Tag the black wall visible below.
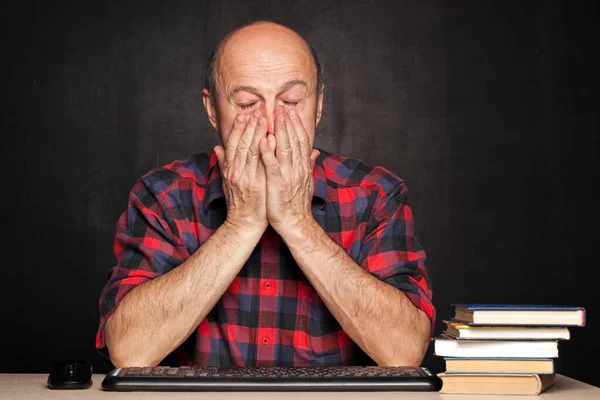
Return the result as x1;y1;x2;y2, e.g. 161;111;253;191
4;0;598;386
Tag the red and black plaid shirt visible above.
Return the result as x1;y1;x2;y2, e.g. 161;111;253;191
96;149;435;367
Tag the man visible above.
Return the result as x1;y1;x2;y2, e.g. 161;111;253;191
97;21;434;369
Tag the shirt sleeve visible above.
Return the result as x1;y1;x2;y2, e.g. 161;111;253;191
357;182;435;332
96;179;191;357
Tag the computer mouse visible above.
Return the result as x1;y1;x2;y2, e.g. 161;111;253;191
47;360;93;389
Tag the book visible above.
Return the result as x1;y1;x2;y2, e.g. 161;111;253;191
443;320;571;340
438;373;556;395
452;304;586;326
433;334;559;358
444;357;555;374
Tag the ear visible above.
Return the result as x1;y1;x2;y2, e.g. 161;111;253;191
315;84;325;127
202;88;218;130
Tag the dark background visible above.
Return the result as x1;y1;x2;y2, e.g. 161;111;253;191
3;0;598;387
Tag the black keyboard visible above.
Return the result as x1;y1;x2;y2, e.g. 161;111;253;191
102;365;442;392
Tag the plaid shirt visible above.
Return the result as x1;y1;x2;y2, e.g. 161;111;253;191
96;149;435;367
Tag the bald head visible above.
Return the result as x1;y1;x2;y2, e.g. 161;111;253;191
205;21;322;102
202;21;324;145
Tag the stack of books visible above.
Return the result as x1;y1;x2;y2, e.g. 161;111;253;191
434;304;586;395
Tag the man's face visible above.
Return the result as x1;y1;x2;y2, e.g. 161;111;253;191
203;25;323;149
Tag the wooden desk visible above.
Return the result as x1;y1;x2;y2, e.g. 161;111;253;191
1;374;598;399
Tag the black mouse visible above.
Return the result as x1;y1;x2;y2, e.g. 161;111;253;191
47;360;93;389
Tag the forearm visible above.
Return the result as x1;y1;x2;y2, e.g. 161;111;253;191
105;221;263;367
281;219;431;366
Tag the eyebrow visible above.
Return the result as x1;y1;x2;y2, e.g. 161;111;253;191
280;79;309;92
229;79;309;97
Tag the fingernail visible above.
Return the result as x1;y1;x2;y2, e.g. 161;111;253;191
236;115;244;123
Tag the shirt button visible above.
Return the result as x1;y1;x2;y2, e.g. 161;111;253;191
262;337;269;345
264;281;271;290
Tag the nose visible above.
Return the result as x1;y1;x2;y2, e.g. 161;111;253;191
257;103;282;135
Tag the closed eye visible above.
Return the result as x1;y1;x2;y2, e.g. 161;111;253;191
239;103;256;110
239;101;298;109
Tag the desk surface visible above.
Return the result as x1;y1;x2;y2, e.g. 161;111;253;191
1;373;598;399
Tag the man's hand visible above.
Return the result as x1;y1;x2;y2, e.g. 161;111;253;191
214;111;269;235
259;106;320;234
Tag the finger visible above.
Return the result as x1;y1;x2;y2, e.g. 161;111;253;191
288;108;311;161
255;154;266;179
233;112;259;174
246;115;267;175
284;111;301;166
274;106;292;169
256;131;276;179
214;145;225;171
225;114;248;166
259;136;282;181
310;148;320;170
267;133;276;151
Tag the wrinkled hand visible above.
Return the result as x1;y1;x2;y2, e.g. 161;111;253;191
259;106;320;234
214;111;269;235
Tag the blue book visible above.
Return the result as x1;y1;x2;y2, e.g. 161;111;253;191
452;304;586;326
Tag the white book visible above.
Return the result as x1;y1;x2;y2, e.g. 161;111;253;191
433;335;558;358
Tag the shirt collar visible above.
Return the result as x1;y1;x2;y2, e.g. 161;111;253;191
204;149;328;210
